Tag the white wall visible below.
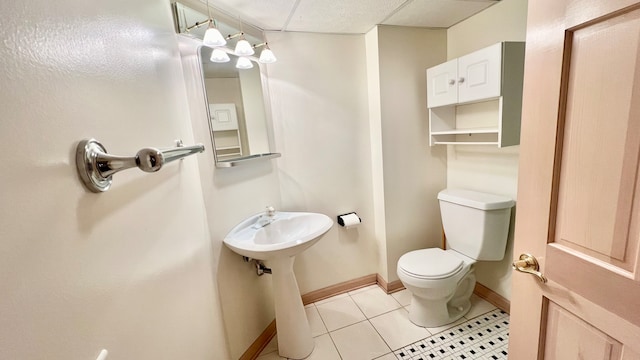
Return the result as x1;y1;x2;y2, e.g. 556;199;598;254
365;28;390;281
446;0;528;299
239;68;271;154
375;26;448;283
0;1;229;359
266;32;380;293
179;38;281;359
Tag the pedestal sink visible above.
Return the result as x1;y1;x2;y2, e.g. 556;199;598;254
223;211;333;359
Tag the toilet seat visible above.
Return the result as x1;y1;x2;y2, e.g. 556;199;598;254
398;248;464;280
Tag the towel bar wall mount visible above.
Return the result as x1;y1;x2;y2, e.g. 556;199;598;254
76;138;205;193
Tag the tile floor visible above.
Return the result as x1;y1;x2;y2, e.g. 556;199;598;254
257;285;509;360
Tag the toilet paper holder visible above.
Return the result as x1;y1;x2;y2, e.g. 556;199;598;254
337;212;362;227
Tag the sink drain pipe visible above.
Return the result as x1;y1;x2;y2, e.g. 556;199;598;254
242;257;272;276
255;261;272;276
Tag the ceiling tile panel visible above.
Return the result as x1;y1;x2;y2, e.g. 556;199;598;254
208;0;298;30
383;0;497;28
285;0;408;34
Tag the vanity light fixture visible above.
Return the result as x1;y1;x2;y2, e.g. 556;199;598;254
210;48;230;63
203;21;227;47
202;0;226;47
253;42;277;64
236;56;254;69
224;32;253;56
233;33;255;56
184;3;226;47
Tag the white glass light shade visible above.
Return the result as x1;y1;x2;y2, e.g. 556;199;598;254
259;48;277;64
236;56;254;69
210;48;230;63
234;38;254;56
203;26;226;47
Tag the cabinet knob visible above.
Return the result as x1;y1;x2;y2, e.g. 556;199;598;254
458;77;465;84
448;79;455;85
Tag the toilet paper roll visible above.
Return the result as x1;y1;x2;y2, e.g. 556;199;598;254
338;213;361;228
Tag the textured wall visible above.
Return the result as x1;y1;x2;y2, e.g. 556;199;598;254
446;0;529;299
178;36;281;359
376;26;448;283
266;31;380;293
0;1;229;359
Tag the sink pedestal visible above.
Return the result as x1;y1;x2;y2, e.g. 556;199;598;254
222;211;333;358
271;256;314;359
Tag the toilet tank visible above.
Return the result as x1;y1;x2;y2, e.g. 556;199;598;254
438;189;515;261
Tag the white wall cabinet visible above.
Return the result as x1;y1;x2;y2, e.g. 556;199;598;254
426;59;458;108
426;42;525;147
209;103;243;159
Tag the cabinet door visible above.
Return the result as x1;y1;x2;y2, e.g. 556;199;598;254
209;103;239;131
457;42;502;104
426;59;458;108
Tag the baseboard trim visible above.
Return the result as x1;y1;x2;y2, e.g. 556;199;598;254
241;275;510;359
376;274;405;294
239;319;277;360
473;282;510;313
301;273;377;305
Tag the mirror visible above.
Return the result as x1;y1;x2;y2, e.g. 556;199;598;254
199;47;275;165
172;1;281;167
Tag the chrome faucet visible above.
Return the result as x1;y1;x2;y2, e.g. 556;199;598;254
253;206;276;228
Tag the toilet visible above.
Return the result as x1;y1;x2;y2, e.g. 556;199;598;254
397;189;514;328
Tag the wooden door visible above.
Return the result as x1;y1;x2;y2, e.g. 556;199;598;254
457;42;502;104
509;0;640;359
426;59;458;107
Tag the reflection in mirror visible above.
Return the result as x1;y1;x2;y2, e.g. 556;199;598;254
172;1;281;167
199;47;271;162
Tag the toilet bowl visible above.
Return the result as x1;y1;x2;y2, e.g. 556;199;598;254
397;248;476;327
396;189;514;328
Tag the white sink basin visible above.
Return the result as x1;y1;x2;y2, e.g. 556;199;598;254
224;211;333;260
223;211;333;359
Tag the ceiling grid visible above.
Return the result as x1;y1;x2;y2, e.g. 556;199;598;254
191;0;500;33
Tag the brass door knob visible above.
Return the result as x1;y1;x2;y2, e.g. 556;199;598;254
512;253;547;283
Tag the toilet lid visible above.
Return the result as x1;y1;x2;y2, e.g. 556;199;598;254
399;248;464;279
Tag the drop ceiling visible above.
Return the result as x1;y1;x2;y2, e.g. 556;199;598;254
193;0;501;34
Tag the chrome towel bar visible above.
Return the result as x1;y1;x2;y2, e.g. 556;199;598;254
76;138;204;193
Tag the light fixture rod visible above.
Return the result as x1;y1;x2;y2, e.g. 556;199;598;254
226;32;244;40
185;18;212;32
205;0;212;19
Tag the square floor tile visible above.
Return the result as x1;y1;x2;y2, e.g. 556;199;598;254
259;291;508;360
316;295;367;331
425;316;468;336
464;294;497;320
305;333;341;360
351;286;402;318
375;353;399;360
256;349;285;360
391;289;412;307
369;308;431;350
313;292;349;305
305;304;328;337
349;284;380;296
330;320;391;360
